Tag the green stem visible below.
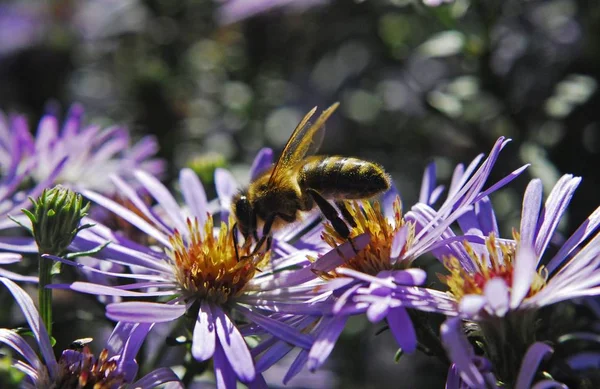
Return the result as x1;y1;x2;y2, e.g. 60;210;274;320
38;255;53;336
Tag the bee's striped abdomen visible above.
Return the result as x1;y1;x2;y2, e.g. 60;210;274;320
298;156;390;199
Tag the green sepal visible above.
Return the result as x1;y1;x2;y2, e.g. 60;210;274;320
8;214;32;234
64;241;111;259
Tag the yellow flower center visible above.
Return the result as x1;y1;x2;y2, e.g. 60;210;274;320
439;232;547;302
321;197;415;277
169;216;269;304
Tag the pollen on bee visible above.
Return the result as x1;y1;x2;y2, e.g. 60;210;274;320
320;196;415;277
438;233;548;302
167;215;269;304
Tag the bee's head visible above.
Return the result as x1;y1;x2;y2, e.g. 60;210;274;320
232;191;255;239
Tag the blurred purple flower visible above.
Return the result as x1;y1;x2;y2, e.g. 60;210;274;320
45;167;345;387
0;104;165;194
305;137;527;370
0;277;181;388
0;3;47;57
0;112;67;218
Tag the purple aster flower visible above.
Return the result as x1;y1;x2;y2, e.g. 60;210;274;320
395;174;600;387
305;137;527;370
433;174;600;319
0;104;165;194
0;277;181;388
45;167;352;387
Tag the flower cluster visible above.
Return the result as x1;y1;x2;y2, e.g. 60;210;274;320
1;103;600;389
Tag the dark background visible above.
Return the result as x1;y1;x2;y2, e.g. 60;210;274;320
1;0;599;387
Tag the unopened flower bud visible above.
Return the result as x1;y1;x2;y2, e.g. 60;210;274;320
23;185;91;255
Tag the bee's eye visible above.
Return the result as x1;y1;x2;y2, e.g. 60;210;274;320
234;196;253;237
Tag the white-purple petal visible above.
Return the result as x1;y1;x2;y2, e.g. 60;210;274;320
214;306;256;382
179;168;209;227
191;300;216;362
106;302;186;323
519;179;543;249
213;340;237;389
0;278;58;379
307;315;347;371
510;244;537;310
483;277;509;317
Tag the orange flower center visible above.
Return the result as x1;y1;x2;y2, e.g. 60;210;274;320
169;216;268;304
320;197;415;277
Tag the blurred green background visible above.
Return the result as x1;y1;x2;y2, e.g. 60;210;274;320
1;0;600;387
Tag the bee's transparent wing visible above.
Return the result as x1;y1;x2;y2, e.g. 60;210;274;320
268;102;339;186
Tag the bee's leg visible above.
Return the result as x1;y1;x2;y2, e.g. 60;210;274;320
232;222;241;261
265;235;273;252
307;189;358;253
248;214;276;257
335;201;357;228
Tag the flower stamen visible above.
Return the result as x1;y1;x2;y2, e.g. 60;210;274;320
169;216;269;304
439;233;548;302
321;197;415;277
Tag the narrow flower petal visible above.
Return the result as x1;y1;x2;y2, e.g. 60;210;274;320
386;307;417;353
390;225;409;261
0;268;38;283
0;278;58;379
179;168;208;227
236;305;313;349
0;329;42;373
250;147;273;180
214;306;256;382
366;294;391;322
459;295;486;316
310;233;371;272
215;168;238;211
130;367;182;388
134;170;187;234
515;342;554;389
0;253;22;264
519;179;543;248
308;316;347;371
191;300;216;362
106;302;186;323
510;243;537;309
484;278;509;317
534;175;580;257
441;317;485;389
61;282;175;297
213;341;237;389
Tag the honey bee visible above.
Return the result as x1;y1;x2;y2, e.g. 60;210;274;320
232;102;390;254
